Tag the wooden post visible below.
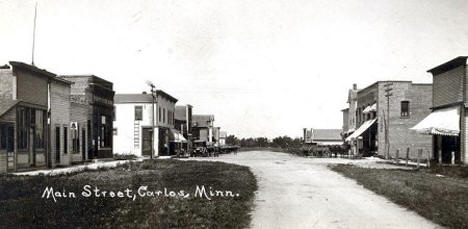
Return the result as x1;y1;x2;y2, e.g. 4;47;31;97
395;149;400;165
406;148;409;167
417;149;422;169
438;136;442;164
427;150;431;168
451;151;455;165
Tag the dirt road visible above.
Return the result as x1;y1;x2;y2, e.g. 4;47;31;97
197;151;442;229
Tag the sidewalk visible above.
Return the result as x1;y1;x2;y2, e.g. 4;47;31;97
13;158;145;176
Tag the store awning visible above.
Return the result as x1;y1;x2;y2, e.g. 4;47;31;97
170;130;188;143
345;119;377;142
410;106;460;136
363;103;377;114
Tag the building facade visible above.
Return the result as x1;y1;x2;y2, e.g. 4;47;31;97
59;75;115;160
412;56;468;164
192;115;215;146
0;62;72;172
175;105;193;152
347;81;433;158
113;91;179;157
341;84;358;140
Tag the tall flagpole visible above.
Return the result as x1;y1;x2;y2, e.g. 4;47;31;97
32;2;38;66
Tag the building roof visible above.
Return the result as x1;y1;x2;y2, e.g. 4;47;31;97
114;94;153;104
427;56;468;75
192;114;214;128
156;90;178;103
312;129;342;141
0;99;20;118
9;61;72;85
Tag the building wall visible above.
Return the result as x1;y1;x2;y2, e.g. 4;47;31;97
50;81;71;167
15;68;48;107
156;95;176;129
433;65;464;108
377;82;433;159
0;108;16;173
70;102;88;162
342;109;349;133
0;69;15;100
357;84;378;125
113;103;158;157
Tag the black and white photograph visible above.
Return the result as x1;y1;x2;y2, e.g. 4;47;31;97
0;0;467;228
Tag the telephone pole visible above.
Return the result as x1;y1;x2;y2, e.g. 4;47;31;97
31;2;38;66
384;82;393;159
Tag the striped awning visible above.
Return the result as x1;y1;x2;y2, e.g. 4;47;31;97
345;119;377;142
410;106;460;136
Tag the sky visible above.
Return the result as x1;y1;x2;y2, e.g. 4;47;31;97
1;0;468;138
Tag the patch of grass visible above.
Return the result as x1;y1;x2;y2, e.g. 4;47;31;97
331;164;468;229
0;160;257;229
425;165;468;179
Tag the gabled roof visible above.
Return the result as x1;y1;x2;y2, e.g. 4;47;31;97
192;114;214;128
0;99;20;118
427;56;468;75
312;129;342;141
114;94;153;104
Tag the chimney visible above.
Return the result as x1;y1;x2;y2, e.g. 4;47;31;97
353;84;357;90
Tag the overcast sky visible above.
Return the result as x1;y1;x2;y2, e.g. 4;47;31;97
1;0;468;138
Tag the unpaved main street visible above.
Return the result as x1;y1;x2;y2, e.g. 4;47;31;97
195;151;442;229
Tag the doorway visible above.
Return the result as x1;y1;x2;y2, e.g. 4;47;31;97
142;127;153;156
82;128;86;161
1;123;15;172
55;126;60;164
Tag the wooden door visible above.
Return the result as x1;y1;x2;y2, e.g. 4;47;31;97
142;128;152;156
1;123;15;172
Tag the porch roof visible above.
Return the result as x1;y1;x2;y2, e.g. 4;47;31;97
0;99;20;118
410;106;460;136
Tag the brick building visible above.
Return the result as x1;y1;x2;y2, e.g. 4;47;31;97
346;81;433;158
59;75;115;159
412;56;468;164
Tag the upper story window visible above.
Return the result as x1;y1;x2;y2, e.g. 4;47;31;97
158;107;162;122
135;106;143;121
401;101;410;118
163;108;166;123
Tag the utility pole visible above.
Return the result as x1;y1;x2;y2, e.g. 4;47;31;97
31;2;38;66
149;82;156;160
384;82;393;159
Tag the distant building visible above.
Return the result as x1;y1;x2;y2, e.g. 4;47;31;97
412;56;468;164
346;81;432;158
192;115;215;146
305;129;342;145
175;105;193;152
113;91;180;157
59;75;115;159
341;84;358;140
219;131;227;146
